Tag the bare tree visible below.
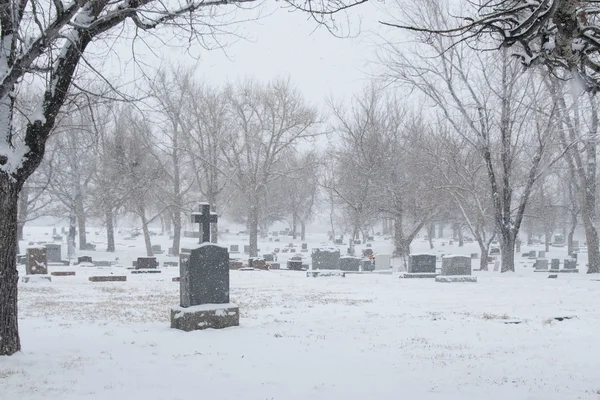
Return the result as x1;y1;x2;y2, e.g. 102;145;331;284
222;78;320;256
383;0;600;91
549;81;600;272
382;4;560;272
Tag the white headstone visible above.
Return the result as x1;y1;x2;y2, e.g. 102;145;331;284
375;254;391;270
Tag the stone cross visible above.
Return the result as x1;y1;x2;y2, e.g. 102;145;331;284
191;203;217;244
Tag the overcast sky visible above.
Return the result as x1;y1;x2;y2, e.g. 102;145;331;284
94;1;403;108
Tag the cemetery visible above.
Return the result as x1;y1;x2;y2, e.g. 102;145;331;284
7;210;600;400
5;0;600;397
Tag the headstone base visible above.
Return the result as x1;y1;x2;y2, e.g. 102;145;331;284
558;269;579;273
21;275;51;283
307;270;345;278
171;303;239;331
534;269;550;272
131;270;162;274
89;276;127;282
51;271;75;276
435;275;477;283
401;272;439;279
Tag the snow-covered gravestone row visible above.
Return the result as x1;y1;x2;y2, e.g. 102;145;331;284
403;254;437;279
435;255;477;283
171;204;239;332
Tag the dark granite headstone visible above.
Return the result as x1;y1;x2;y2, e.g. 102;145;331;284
78;256;93;264
263;253;275;262
362;259;374;272
45;244;61;263
441;255;471;276
230;244;240;253
311;248;340;270
489;247;500;255
243;245;250;254
180;244;230;307
564;259;577;269
136;257;158;269
551;259;560;270
287;256;304;270
339;256;360;271
534;259;549;271
26;247;47;275
408;254;436;273
151;245;164;254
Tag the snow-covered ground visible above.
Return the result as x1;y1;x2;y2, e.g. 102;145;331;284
3;227;600;399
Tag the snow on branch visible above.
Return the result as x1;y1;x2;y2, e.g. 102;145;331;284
382;0;600;92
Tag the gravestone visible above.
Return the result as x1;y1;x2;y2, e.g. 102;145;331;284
493;260;500;272
77;255;92;264
435;255;476;283
554;234;565;246
405;254;437;278
182;230;225;302
136;257;158;269
489;247;500;256
408;254;436;273
339;256;360;271
470;253;478;259
230;244;240;253
311;248;340;270
534;259;549;272
362;259;375;272
243;245;251;254
538;251;546;258
301;243;308;252
551;259;560;271
45;244;62;263
151;245;164;255
26;247;48;275
562;259;579;273
191;203;218;244
172;205;238;332
527;250;537;259
374;254;391;271
363;248;374;258
516;239;521;253
249;257;268;270
263;253;275;262
287;256;304;271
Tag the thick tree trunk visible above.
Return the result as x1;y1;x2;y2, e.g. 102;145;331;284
17;184;28;241
477;240;489;271
393;216;410;268
427;224;435;249
544;229;551;252
172;207;181;255
139;206;153;257
458;227;464;247
248;204;259;257
500;232;515;273
438;224;444;239
105;207;115;252
76;194;86;250
0;177;21;355
292;213;297;240
67;213;76;259
301;221;306;241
